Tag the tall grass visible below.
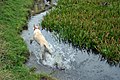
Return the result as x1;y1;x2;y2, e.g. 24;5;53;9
0;0;56;80
42;0;120;62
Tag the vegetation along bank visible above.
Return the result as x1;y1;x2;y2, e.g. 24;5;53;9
42;0;120;63
0;0;56;80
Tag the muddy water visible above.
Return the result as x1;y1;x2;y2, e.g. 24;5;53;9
21;10;120;80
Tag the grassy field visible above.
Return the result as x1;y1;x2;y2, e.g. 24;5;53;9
42;0;120;63
0;0;56;80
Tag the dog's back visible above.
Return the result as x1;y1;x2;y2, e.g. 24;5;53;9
34;29;51;51
33;26;52;60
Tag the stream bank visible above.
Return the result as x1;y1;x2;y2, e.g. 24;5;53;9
42;0;120;63
0;0;39;80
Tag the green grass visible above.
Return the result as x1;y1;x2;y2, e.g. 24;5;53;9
0;0;56;80
42;0;120;62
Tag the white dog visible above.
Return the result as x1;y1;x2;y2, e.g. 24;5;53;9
30;25;52;61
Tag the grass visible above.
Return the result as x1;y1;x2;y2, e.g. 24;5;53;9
42;0;120;63
0;0;56;80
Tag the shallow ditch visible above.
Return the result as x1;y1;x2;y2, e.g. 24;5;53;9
21;11;120;80
21;1;120;80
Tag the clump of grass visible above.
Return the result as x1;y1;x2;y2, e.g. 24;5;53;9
42;0;120;62
39;74;57;80
0;0;56;80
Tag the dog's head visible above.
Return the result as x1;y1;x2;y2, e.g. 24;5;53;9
33;24;40;30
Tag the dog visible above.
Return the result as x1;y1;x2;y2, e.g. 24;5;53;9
30;25;52;61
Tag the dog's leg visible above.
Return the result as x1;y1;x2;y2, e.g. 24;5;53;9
44;45;52;56
41;46;47;61
42;53;46;61
30;37;34;44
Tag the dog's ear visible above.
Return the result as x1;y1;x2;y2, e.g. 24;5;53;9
33;24;37;30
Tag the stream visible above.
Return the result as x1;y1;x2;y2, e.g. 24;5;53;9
21;6;120;80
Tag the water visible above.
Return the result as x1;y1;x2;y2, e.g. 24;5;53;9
21;10;120;80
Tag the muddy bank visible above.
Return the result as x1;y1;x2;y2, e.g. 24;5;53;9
30;0;57;16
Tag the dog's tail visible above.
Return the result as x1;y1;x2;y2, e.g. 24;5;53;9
43;45;52;55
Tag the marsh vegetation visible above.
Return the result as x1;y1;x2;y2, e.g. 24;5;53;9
42;0;120;63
